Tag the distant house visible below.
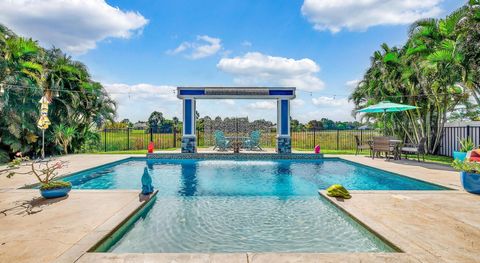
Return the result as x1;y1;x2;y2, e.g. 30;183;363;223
133;121;148;130
358;125;372;130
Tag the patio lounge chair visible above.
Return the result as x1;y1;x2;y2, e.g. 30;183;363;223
354;135;371;156
372;136;395;160
401;137;427;162
214;130;230;151
244;130;262;151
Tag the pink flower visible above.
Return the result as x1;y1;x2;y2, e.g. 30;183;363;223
53;162;63;169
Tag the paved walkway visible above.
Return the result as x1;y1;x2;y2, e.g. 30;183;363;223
0;190;147;263
0;155;146;263
0;153;478;262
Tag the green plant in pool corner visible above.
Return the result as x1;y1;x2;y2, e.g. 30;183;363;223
452;159;480;173
326;184;351;199
459;137;475;152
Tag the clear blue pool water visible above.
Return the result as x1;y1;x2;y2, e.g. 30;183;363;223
66;158;445;253
66;158;446;192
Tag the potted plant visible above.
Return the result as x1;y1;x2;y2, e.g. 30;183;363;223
452;159;480;194
2;154;72;199
453;137;475;161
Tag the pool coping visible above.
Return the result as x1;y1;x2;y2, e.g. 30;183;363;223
53;190;158;263
318;190;402;253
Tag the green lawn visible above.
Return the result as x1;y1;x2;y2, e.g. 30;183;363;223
295;148;452;165
98;130;381;151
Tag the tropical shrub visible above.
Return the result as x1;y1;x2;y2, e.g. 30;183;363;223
350;1;480;154
0;24;116;161
53;124;76;154
459;137;475;152
452;159;480;173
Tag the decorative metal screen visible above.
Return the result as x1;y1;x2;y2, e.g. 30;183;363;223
203;117;275;147
205;88;269;96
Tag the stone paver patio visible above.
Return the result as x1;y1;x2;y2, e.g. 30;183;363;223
0;153;478;263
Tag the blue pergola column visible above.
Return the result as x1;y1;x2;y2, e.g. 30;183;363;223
181;98;197;153
276;99;291;153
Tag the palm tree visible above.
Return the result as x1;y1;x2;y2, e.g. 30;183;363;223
0;24;117;161
351;5;474;154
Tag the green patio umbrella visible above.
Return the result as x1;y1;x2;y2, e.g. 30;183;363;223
357;101;417;135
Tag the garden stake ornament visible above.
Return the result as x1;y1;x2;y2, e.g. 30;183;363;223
37;96;51;159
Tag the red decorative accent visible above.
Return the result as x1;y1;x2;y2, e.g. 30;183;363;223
470;150;480;162
314;145;321;154
148;142;154;153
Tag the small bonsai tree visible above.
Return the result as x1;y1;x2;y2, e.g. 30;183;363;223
1;153;71;190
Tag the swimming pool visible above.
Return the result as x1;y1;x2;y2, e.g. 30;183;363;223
65;157;445;253
65;158;446;192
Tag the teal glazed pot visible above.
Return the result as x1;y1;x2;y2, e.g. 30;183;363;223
460;171;480;194
40;186;71;199
453;151;467;161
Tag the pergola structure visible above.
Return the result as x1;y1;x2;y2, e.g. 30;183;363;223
177;87;296;153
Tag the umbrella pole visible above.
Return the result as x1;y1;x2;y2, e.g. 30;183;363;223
383;109;387;136
41;129;45;159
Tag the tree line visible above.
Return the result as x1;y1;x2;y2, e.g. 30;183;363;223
108;111;363;133
350;1;480;153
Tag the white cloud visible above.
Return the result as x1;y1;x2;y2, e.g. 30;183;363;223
167;35;222;59
222;99;236;105
312;96;349;107
241;41;252;47
292;99;305;107
247;101;277;110
307;96;355;121
104;83;180;122
345;79;360;89
217;52;325;91
301;0;443;33
0;0;148;54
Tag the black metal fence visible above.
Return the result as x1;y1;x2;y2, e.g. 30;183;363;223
97;128;381;152
438;125;480;157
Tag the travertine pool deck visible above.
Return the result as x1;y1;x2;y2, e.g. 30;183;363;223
0;189;149;263
0;153;478;263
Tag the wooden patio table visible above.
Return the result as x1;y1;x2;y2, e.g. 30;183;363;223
368;138;403;160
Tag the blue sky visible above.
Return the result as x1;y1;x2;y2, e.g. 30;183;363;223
0;0;466;123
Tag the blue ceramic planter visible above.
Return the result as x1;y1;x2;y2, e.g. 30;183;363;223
460;171;480;194
453;151;467;161
40;186;71;199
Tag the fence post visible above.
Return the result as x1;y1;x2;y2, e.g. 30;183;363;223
150;127;153;142
360;129;363;143
197;127;200;146
126;128;130;150
104;128;107;152
173;128;177;148
336;129;339;150
466;125;471;138
313;128;316;147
